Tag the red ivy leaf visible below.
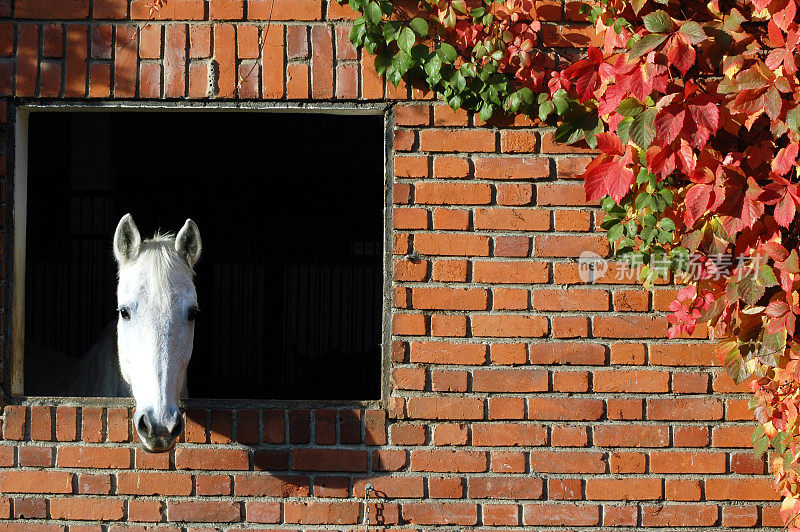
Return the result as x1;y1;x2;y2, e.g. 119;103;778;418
665;33;695;76
582;151;635;203
773;142;799;175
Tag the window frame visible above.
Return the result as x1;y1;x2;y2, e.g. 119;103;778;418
8;101;393;409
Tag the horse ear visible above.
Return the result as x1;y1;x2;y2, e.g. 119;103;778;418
113;213;142;265
175;219;202;267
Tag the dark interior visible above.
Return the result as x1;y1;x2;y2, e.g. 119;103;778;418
24;111;384;400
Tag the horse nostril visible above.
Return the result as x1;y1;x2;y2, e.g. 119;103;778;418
168;412;184;440
137;412;155;438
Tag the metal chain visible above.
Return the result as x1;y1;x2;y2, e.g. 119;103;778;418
362;483;374;530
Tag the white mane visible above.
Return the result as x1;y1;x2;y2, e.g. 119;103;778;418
121;233;196;303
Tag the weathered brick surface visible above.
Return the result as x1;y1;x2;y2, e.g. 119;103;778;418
0;2;779;529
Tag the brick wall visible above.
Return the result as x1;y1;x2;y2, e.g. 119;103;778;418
0;0;782;529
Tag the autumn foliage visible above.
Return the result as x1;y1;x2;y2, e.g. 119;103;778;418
342;0;800;522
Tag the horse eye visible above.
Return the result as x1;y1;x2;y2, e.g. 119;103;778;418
187;307;199;322
118;307;131;320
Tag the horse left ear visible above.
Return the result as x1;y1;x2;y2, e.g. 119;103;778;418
176;219;202;267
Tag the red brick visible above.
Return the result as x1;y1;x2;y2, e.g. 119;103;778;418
722;505;758;527
390;424;426;445
0;23;13;56
393;312;426;335
118;472;193;495
412;287;487;310
472;315;548;338
57;447;130;469
529;342;605;365
13;498;46;518
474;157;550;180
593;315;669;338
475;208;550;231
407;397;484;420
468;477;543;499
674;425;710;447
609;451;646;474
50;498;124;521
523;503;600;526
233;474;309;496
594;370;670;393
704;478;780;500
396;104;430;126
429;476;464;497
395;156;428;178
473;368;548;392
131;0;205;19
607;398;644;420
650;451;726;474
552;370;589;393
139;62;161;98
552;315;589;338
535;234;608;257
30;406;52;441
286;63;309;99
493;287;529;309
433;208;469;230
552;425;589;447
473;423;547;447
532;288;608;311
311;25;333;98
18;446;52;467
410;449;486;472
15;0;90;18
431;260;468;282
528;398;604;420
433;423;469;446
415;233;490;256
401;502;478;525
292;449;367;471
433;156;470;178
536;183;593;205
641;504;719;527
77;473;111;495
415;182;492;205
586;478;662;500
392;367;425;391
604;505;638;526
529;450;605;473
650;343;714;366
164;24;187;97
647;398;723;420
474;261;548;283
114;26;137;97
175;448;248;470
127;499;162;522
167;500;241;522
419;130;495;152
431;314;468;337
549;478;583;500
373;449;407;471
497;183;534;205
261;23;285;99
554;209;592;230
394;207;428;229
289;409;310;444
430;369;468;392
245;501;281;523
665;478;702;501
594;425;669;447
490;343;527;365
500;130;537;152
0;471;67;497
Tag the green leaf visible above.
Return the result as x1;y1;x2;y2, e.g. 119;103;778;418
754;435;769;458
364;1;382;23
437;43;458;63
397;26;416;53
788;105;800;134
759;329;785;366
479;102;494;121
392;50;415;76
349;19;366;46
630;107;656;149
657;218;675;232
722;340;752;383
635;192;651;210
642;10;675;33
617;116;633;146
617;98;643;117
409;17;429;36
757;264;778;288
629;33;668;58
738;275;765;306
374;50;392;76
451;0;467;13
538;100;553;122
679;21;706;43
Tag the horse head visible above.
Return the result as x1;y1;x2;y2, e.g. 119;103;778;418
113;213;201;452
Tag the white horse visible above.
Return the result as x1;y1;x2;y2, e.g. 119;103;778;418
113;213;201;452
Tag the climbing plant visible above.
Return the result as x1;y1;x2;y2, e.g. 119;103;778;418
342;0;800;523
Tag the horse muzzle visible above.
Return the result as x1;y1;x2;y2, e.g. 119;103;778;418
135;408;184;453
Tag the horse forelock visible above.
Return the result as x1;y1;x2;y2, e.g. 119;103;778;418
118;234;196;304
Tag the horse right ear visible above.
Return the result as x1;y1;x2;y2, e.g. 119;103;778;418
114;213;142;265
